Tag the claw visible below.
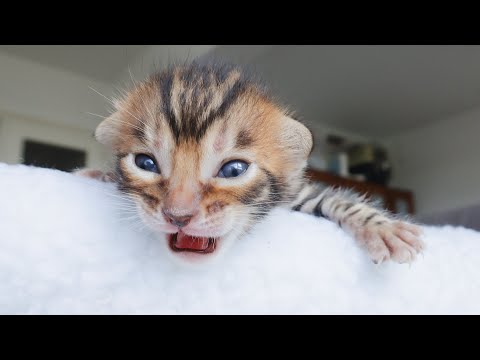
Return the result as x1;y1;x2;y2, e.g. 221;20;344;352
357;220;424;265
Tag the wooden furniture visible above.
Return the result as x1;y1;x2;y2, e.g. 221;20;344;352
305;168;415;215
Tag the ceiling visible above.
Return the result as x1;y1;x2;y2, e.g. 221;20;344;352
239;45;480;137
0;45;149;82
3;45;480;138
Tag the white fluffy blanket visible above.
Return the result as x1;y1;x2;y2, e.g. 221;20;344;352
1;163;480;314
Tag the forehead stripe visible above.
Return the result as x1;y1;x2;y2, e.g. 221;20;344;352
235;129;253;148
157;72;181;141
195;79;245;141
155;67;248;143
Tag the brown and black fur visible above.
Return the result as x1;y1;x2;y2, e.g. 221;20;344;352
78;61;424;264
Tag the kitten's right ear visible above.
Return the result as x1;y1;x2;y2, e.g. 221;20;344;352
279;116;314;161
94;112;122;150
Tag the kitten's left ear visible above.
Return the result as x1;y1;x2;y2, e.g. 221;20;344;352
279;116;313;160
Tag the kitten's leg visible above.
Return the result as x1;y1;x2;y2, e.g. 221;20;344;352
291;184;425;264
73;168;115;183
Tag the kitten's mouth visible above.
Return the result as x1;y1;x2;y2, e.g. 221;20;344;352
169;232;216;254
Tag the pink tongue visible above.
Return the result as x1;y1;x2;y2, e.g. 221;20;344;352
175;232;210;251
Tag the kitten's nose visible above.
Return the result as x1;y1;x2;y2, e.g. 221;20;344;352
163;210;193;228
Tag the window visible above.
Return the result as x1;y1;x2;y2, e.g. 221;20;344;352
22;139;86;172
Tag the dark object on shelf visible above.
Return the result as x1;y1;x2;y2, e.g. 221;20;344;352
347;144;391;186
305;168;414;215
326;134;346;147
349;162;391;185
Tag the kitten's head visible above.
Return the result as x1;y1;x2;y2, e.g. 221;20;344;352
96;63;312;265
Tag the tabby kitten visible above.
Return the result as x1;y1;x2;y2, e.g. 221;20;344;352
77;62;423;264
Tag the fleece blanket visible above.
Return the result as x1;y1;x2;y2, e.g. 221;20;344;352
1;163;479;314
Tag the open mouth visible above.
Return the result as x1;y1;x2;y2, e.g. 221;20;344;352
169;232;217;254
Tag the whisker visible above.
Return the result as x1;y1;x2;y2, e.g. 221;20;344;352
88;86;148;128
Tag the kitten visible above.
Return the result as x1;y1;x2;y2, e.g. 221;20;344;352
77;62;424;265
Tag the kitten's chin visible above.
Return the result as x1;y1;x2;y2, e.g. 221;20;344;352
139;207;249;267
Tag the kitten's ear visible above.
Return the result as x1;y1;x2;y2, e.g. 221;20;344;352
280;116;313;160
94;112;122;149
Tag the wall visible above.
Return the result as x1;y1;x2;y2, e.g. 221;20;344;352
387;106;480;215
0;114;112;169
0;51;115;168
0;51;113;132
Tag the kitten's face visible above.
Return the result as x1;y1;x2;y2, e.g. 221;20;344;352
96;64;312;265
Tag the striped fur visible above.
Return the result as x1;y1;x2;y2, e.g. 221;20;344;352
290;184;424;263
79;62;424;264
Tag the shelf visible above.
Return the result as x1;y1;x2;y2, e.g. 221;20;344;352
305;168;415;215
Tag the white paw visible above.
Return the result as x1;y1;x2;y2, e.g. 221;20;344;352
354;220;425;264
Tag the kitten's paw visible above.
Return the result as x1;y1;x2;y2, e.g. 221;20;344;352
73;168;115;183
355;221;425;264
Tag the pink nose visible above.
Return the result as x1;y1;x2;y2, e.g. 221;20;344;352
163;210;193;228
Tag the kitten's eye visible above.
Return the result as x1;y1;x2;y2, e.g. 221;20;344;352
217;160;249;178
135;154;159;173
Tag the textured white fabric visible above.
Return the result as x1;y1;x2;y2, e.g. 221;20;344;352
1;163;479;314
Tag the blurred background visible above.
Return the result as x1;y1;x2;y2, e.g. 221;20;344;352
1;45;479;229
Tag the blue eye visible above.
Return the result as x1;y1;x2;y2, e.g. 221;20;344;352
135;154;159;173
217;160;249;178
